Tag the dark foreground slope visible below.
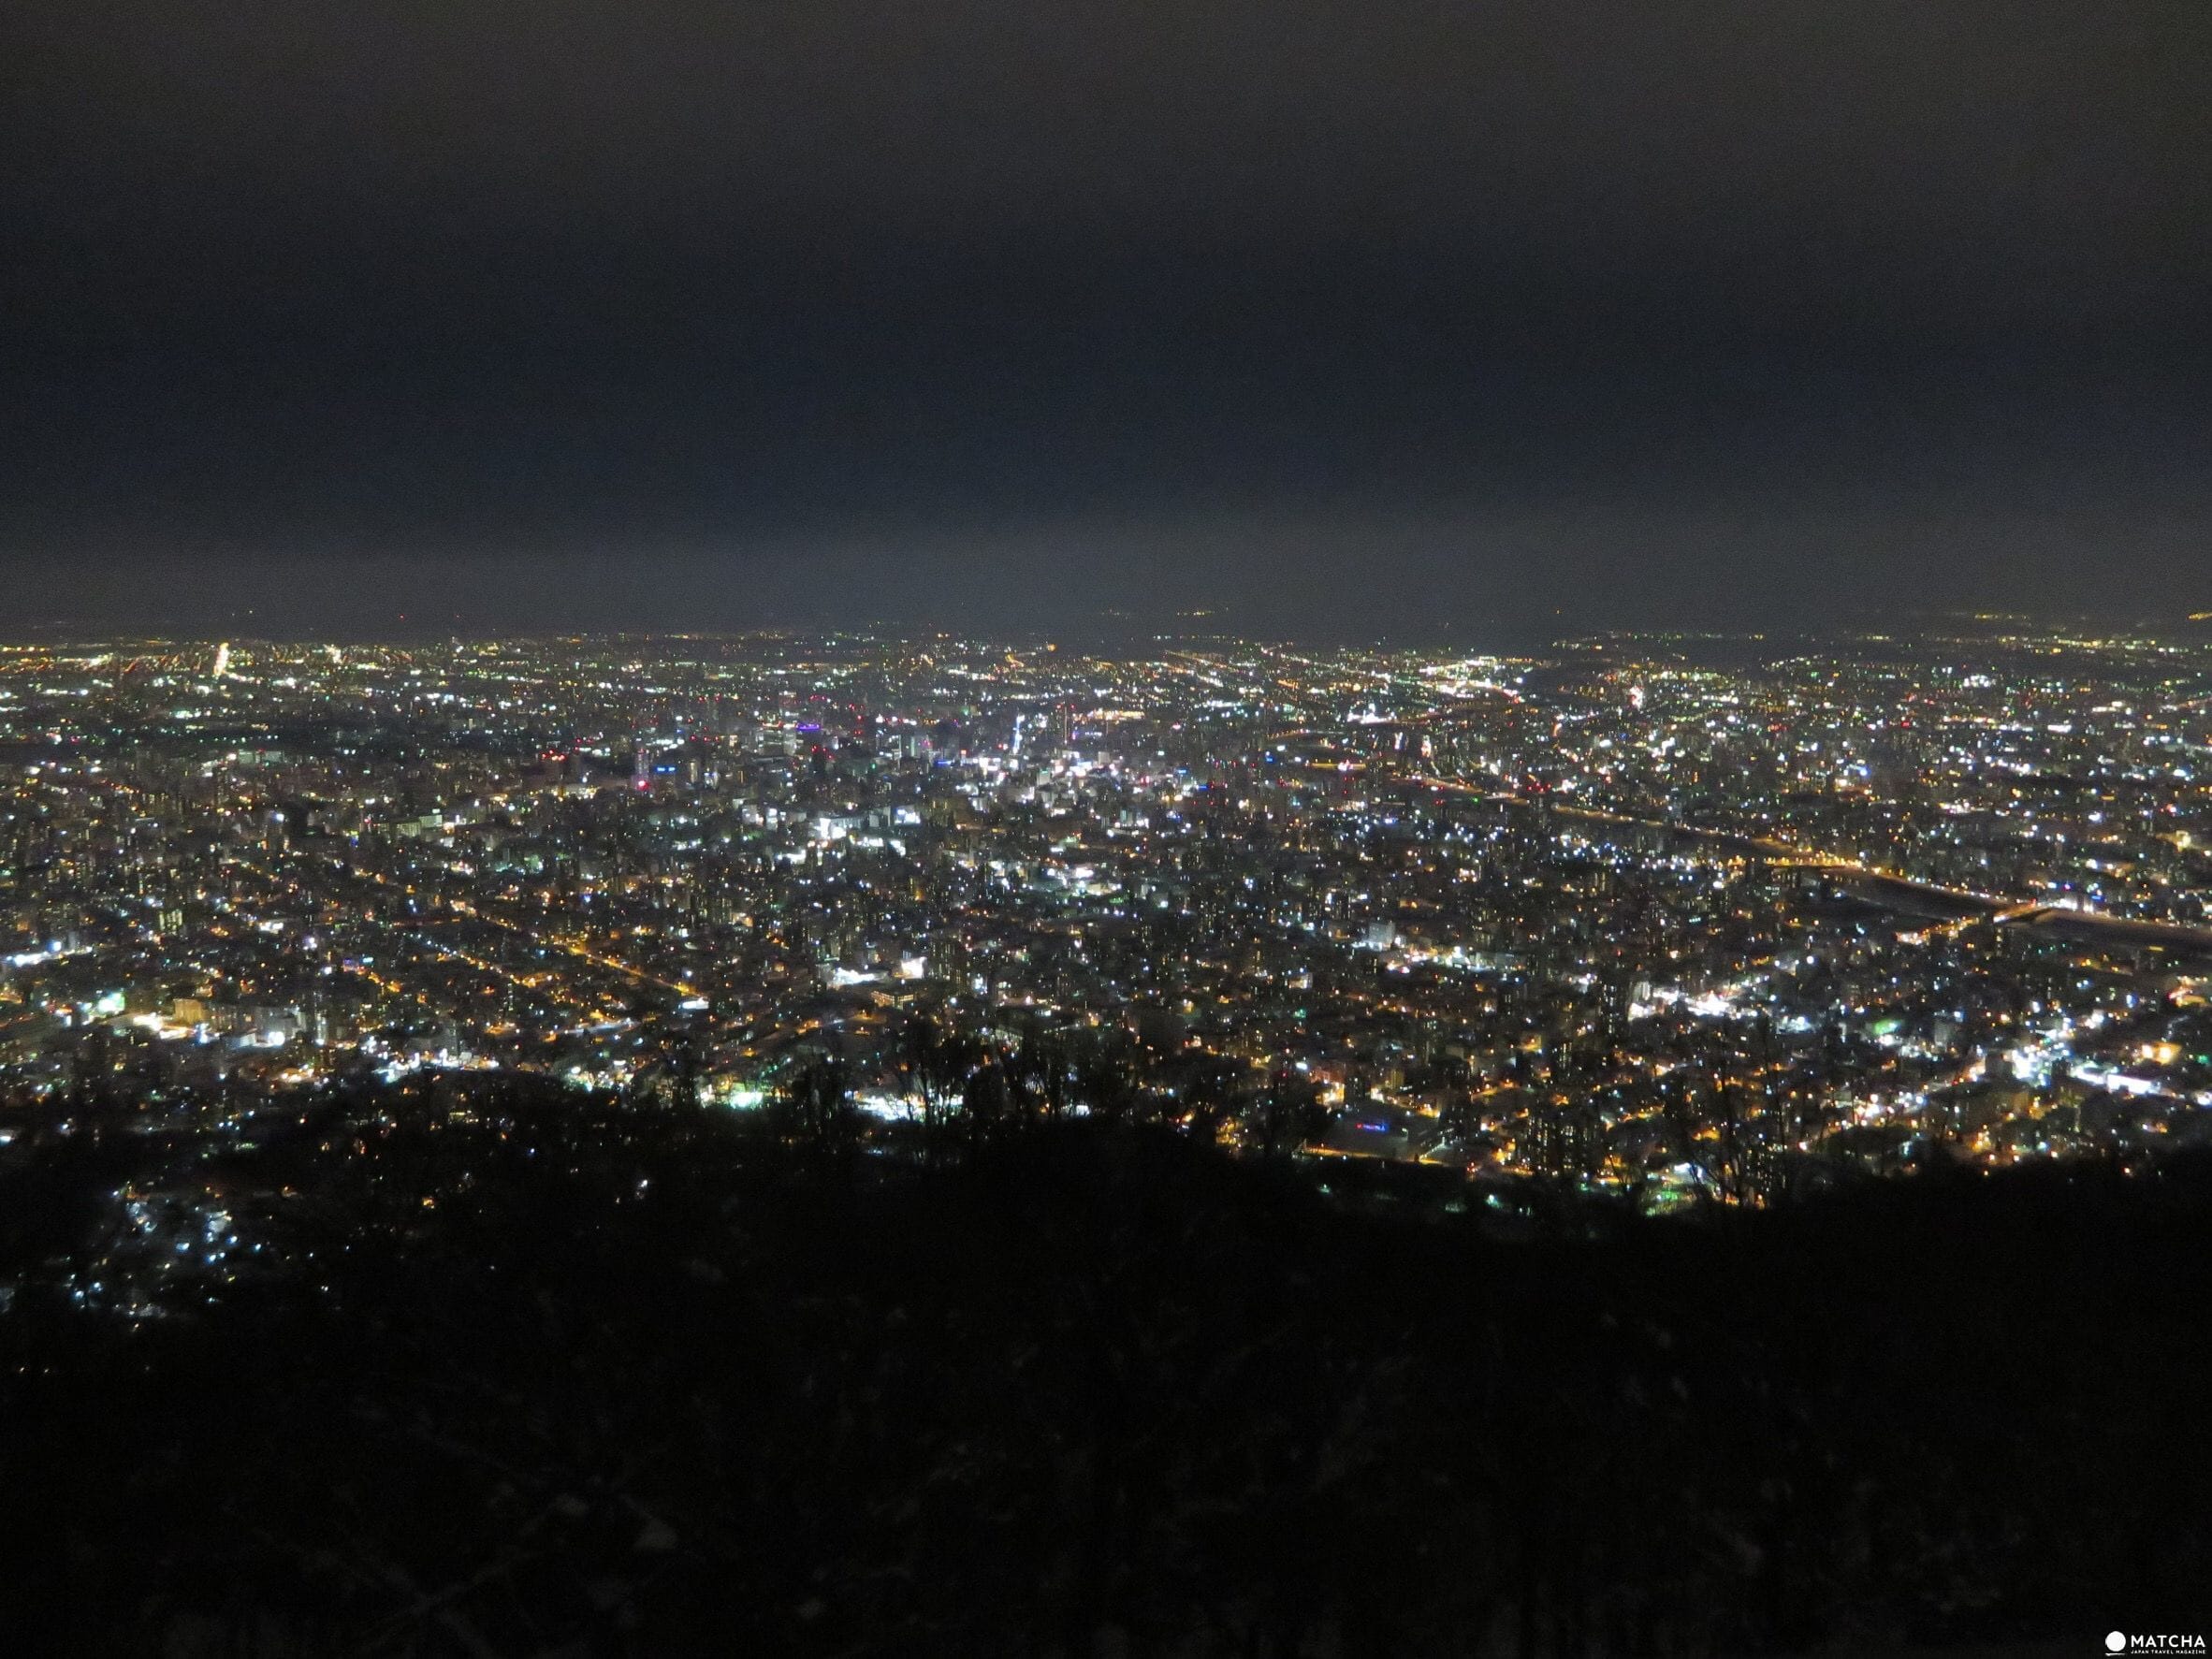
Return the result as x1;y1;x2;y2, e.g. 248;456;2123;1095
3;1090;2207;1656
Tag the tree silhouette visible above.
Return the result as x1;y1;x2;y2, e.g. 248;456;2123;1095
769;1055;861;1177
1255;1069;1326;1158
1073;1027;1145;1126
898;1008;981;1159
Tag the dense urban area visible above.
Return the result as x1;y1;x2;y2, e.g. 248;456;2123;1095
5;622;2210;1653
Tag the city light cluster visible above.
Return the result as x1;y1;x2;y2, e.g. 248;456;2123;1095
1;625;2208;1315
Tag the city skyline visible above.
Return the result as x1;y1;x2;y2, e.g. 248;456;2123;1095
2;622;2205;1201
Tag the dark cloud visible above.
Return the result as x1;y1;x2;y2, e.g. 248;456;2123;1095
5;1;2207;633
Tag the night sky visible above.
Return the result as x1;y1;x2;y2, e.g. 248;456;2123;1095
5;1;2207;637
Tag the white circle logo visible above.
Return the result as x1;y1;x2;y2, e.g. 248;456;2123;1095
2106;1636;2127;1653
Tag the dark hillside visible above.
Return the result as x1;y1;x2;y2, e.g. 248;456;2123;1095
3;1090;2205;1655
